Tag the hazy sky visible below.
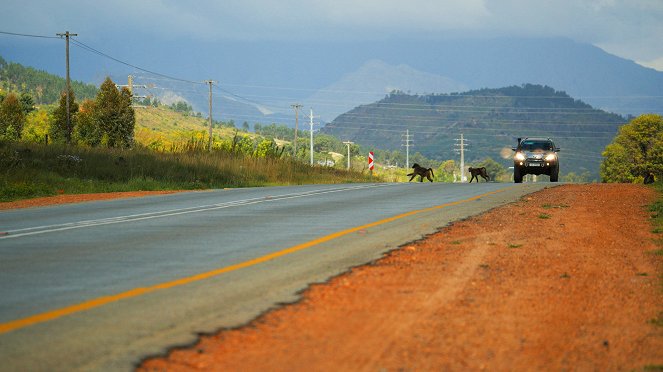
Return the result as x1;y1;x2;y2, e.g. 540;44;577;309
2;0;663;71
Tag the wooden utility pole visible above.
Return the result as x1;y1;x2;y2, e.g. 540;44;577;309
290;103;302;157
56;31;77;144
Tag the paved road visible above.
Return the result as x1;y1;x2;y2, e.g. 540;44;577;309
0;182;551;371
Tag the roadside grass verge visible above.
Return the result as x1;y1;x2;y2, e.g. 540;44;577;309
650;181;663;256
0;141;378;202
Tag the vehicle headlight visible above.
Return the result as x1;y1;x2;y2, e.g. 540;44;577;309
514;152;526;161
545;153;557;161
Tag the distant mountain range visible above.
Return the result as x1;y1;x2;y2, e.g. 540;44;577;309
4;37;661;126
321;84;626;178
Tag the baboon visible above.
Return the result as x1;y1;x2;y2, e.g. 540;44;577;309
407;163;434;182
468;167;490;183
644;172;656;184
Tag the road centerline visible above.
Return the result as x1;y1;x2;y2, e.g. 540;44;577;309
0;186;507;335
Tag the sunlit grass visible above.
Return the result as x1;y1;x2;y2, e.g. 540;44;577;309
0;141;378;202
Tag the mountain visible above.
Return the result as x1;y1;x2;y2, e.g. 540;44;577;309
3;37;662;125
321;84;626;178
306;60;467;122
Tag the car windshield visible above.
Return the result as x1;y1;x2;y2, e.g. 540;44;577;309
520;140;553;151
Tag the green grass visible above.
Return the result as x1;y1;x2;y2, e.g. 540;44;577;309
0;141;378;202
542;203;570;209
508;243;522;248
650;182;663;239
538;213;552;219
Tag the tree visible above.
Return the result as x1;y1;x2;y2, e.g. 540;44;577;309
50;88;78;143
95;77;135;148
436;160;457;182
23;110;51;143
476;157;507;182
74;99;102;147
601;114;663;182
0;92;25;140
117;87;135;148
19;93;35;115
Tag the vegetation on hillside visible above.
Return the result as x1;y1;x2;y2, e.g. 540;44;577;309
0;56;97;104
322;84;626;179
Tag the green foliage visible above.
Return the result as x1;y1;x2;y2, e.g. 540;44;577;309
50;88;79;144
0;56;97;104
19;93;35;115
562;171;593;183
323;84;626;178
0;141;376;202
435;159;457;182
170;101;193;115
95;78;135;148
601;114;663;183
22;110;51;144
74;99;102;147
0;92;25;140
475;157;507;181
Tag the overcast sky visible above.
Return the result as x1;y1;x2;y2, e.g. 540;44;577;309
2;0;663;71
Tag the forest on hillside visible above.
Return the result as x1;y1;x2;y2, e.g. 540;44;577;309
322;84;627;178
0;55;97;104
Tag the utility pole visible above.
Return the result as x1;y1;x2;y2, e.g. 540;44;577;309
204;80;216;151
56;31;77;144
115;75;148;107
290;103;303;157
308;109;318;165
343;141;354;170
454;133;468;182
401;129;412;168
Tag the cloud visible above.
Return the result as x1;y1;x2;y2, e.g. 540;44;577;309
1;0;662;68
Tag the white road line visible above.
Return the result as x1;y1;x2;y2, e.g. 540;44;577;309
0;183;395;240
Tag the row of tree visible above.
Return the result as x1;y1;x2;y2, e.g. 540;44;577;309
1;77;135;148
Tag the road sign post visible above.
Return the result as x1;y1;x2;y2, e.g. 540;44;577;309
368;151;374;176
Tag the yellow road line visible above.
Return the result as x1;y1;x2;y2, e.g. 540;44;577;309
0;188;506;335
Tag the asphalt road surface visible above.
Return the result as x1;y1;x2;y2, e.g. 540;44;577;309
0;182;551;371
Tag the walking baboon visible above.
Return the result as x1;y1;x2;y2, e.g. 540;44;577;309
407;163;434;182
468;167;490;183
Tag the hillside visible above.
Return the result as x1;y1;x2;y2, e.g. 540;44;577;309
133;106;257;150
0;55;97;104
321;84;626;178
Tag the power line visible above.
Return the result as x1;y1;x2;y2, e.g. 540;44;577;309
0;30;59;39
69;39;204;86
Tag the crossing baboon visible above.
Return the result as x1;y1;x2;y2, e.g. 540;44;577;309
407;163;434;182
468;167;490;183
644;172;656;184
